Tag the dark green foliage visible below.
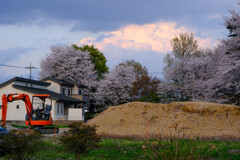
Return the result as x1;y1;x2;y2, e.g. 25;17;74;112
1;130;43;160
73;44;109;79
139;92;159;103
60;122;101;160
84;112;95;121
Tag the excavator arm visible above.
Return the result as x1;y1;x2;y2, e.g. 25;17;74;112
1;93;58;134
1;94;33;128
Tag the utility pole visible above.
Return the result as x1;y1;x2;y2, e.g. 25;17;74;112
25;63;37;79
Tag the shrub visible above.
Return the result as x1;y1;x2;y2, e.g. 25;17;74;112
1;130;43;160
84;112;95;121
60;122;101;160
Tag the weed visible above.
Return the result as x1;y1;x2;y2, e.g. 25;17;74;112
144;137;206;160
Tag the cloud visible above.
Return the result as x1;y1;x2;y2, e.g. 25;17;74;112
209;14;222;19
0;47;33;63
0;48;47;80
77;22;216;53
76;21;217;79
0;0;238;33
95;44;166;79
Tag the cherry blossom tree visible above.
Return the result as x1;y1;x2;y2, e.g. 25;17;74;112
122;60;148;77
120;60;159;102
207;4;240;104
40;45;97;90
159;30;217;102
162;33;205;101
94;62;136;106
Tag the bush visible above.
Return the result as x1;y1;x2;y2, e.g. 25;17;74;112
1;130;43;160
60;122;101;160
84;112;95;121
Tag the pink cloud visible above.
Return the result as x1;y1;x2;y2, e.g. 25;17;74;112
77;22;215;53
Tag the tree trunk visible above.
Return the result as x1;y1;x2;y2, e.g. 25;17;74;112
75;152;80;160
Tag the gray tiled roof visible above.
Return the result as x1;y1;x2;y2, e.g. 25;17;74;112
12;85;85;104
42;77;86;88
0;77;50;89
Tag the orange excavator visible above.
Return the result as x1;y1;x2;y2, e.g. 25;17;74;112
1;93;59;134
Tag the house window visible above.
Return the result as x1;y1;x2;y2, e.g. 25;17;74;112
62;87;71;96
62;88;66;95
57;105;59;113
68;89;71;95
78;89;82;95
57;104;64;115
16;105;19;109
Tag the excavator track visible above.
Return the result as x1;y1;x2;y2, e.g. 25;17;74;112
34;127;59;134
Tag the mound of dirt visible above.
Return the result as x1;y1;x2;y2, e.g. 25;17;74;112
87;102;240;139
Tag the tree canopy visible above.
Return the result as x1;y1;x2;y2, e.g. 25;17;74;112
122;60;148;77
131;75;160;102
73;45;109;79
206;4;240;104
40;45;97;90
170;33;199;60
94;62;136;106
163;33;202;101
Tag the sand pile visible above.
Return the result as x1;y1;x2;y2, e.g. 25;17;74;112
87;102;240;139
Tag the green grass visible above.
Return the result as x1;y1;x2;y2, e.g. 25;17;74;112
1;136;240;159
30;138;144;160
10;124;29;128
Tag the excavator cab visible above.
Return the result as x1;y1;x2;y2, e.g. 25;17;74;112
31;95;52;121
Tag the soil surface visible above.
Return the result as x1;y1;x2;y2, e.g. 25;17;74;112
88;101;240;139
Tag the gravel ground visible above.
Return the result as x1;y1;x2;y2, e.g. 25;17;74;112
5;123;17;130
42;128;70;137
5;123;69;137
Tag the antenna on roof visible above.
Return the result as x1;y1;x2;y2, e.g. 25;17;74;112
25;63;37;80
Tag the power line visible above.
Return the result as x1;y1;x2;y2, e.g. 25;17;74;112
0;64;26;68
0;63;163;77
0;63;40;69
0;63;39;79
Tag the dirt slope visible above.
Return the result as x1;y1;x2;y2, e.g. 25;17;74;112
87;102;240;139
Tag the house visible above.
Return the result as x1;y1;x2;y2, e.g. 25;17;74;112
0;77;89;121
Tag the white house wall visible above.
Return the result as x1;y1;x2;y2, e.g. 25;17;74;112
0;82;57;121
44;80;61;93
68;108;82;120
72;85;79;95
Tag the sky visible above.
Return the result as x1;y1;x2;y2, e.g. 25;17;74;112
0;0;239;83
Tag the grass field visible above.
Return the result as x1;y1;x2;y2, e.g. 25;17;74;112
2;137;238;160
